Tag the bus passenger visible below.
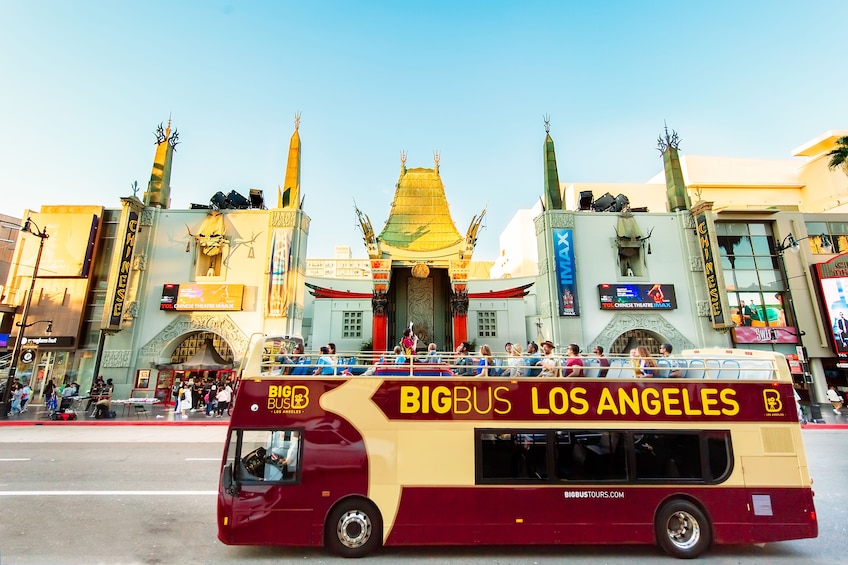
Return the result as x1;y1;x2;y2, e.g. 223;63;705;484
659;343;682;378
539;340;559;377
477;344;494;376
454;342;475;376
425;343;441;363
507;343;525;376
393;346;408;364
562;344;584;377
327;343;339;375
400;329;417;356
593;345;610;377
524;342;542;377
314;347;335;375
635;346;658;378
290;343;311;376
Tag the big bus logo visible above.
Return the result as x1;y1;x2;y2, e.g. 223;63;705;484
762;389;783;413
268;384;310;413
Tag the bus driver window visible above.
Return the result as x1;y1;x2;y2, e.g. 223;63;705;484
238;430;302;482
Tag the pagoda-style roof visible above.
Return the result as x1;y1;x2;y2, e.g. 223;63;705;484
377;166;463;252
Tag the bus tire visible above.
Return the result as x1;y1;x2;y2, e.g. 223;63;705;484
655;499;711;559
326;498;382;558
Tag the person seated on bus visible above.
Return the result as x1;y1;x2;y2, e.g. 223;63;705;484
313;347;335;375
393;346;407;365
425;343;441;363
290;343;311;376
634;346;658;378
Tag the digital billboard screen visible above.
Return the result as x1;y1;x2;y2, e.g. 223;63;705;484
598;283;677;310
160;283;244;311
814;255;848;355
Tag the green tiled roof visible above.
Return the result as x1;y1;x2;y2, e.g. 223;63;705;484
378;166;463;252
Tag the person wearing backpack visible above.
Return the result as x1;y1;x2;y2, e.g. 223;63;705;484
20;383;32;412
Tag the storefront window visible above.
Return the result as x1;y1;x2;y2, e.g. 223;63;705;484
717;222;791;328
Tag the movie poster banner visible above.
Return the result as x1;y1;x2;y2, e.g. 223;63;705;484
815;254;848;355
552;228;579;316
268;227;293;317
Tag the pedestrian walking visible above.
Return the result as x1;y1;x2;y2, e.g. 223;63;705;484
826;385;844;415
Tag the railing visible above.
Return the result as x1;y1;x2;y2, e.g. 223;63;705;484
255;349;784;381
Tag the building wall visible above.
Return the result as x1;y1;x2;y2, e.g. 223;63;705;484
533;209;721;355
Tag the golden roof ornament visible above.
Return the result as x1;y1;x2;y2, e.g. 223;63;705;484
412;263;430;279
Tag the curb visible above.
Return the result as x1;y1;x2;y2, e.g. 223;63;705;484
801;423;848;430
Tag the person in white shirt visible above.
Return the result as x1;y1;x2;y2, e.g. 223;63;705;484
826;385;844;415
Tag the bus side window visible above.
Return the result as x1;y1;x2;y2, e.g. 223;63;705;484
634;433;700;480
556;431;626;482
478;431;547;481
237;430;302;482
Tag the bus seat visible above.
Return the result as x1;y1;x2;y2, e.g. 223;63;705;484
686;359;706;379
605;359;628;378
582;359;600;378
656;359;672;378
704;359;722;379
719;359;741;379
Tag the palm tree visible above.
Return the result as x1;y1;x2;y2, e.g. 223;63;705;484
828;135;848;174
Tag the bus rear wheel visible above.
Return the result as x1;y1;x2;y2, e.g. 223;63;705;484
655;499;711;559
326;498;382;558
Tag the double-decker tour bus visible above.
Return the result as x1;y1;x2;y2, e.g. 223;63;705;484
217;335;817;559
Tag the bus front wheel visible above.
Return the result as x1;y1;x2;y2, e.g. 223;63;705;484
326;498;382;558
655;499;711;559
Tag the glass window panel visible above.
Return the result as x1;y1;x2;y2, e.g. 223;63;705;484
729;256;756;269
828;222;848;236
755;255;780;269
758;270;784;292
635;433;702;480
750;236;771;256
714;223;730;236
806;222;828;236
733;270;761;291
835;235;848;254
748;223;769;236
723;223;749;237
724;272;737;291
735;236;754;255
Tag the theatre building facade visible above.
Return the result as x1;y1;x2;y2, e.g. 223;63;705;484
2;118;848;412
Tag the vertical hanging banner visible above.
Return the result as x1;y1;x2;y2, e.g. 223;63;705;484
552;228;579;316
103;197;142;330
267;228;292;317
695;213;725;327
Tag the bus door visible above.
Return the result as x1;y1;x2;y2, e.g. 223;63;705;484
220;429;310;545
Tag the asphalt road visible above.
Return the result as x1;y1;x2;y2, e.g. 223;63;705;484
0;426;843;565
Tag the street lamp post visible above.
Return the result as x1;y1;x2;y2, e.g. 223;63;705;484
0;217;48;419
775;232;824;424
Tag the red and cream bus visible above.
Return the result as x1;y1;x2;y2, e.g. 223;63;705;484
217;337;817;559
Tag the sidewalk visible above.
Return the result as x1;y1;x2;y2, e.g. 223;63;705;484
0;400;231;426
802;404;848;429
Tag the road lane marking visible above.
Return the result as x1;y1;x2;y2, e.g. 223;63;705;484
185;457;220;461
0;490;217;496
0;458;31;461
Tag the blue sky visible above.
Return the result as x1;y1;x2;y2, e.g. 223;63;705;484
1;1;845;260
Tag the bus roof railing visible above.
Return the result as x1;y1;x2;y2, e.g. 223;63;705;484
248;338;789;382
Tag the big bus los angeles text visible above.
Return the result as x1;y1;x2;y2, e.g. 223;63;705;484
217;336;817;559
